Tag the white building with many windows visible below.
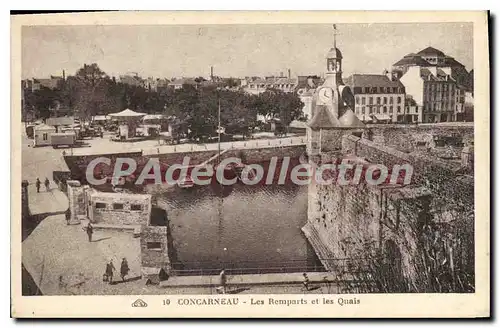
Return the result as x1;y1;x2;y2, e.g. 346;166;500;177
344;74;406;123
392;47;473;122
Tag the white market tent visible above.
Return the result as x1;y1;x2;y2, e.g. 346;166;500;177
108;108;146;118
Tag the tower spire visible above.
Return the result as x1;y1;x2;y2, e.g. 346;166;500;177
333;24;337;49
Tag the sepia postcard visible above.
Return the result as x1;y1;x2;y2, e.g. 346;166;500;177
11;11;490;318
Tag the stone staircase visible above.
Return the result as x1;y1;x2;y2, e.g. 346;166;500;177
302;222;373;288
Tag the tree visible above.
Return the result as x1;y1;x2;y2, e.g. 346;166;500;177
255;89;303;124
71;63;110;120
25;86;60;119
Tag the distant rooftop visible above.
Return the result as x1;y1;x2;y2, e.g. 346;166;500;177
344;74;405;88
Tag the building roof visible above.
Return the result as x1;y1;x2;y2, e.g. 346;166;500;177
248;77;297;86
442;56;464;67
338;109;365;128
33;77;63;89
296;76;323;90
34;123;56;131
344;74;404;88
326;47;343;59
168;78;197;86
393;54;431;67
417;46;446;57
419;68;455;82
307;105;342;129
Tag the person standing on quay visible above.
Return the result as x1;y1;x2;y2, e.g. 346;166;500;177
44;177;50;191
36;178;41;193
219;269;227;294
120;258;130;282
106;260;116;284
86;222;93;242
302;273;310;291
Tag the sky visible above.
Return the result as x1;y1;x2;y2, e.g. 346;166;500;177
22;23;473;80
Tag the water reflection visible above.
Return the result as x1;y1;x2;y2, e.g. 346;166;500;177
151;182;322;274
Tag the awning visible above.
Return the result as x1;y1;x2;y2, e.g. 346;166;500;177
92;115;109;121
143;114;166;121
372;114;391;121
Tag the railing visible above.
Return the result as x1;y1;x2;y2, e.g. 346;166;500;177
169;258;368;277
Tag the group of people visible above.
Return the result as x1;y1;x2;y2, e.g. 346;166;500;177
35;177;51;193
103;258;130;284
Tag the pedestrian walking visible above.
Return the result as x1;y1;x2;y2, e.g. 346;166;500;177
36;178;41;193
44;178;50;191
65;209;70;225
302;273;310;291
85;222;93;242
218;269;227;294
120;258;130;282
106;260;116;284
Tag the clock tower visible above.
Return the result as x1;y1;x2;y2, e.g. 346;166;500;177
306;24;364;156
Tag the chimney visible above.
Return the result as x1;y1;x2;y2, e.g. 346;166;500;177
383;69;391;81
62;69;66;81
211;66;214;81
288;69;291;79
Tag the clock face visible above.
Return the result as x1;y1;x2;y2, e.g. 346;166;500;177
318;87;333;104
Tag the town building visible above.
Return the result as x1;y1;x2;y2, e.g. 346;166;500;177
33;124;56;147
242;70;298;95
23;73;65;92
344;74;406;123
145;77;170;92
119;74;146;88
167;77;198;90
296;76;323;120
392;47;473;123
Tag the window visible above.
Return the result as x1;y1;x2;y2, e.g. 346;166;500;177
416;107;419;113
377;107;381;114
389;97;393;104
379;87;385;93
362;107;366;114
393;87;398;93
95;202;106;209
383;107;387;113
369;97;373;105
376;97;381;105
369;107;373;114
397;106;401;113
113;203;124;210
355;96;360;105
131;204;143;211
361;97;366;105
389;106;393;113
397;97;402;104
364;87;370;93
43;133;48;141
147;242;162;250
383;97;387;104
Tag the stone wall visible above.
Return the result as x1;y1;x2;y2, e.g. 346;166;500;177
22;180;29;220
66;180;88;224
140;225;171;276
89;192;151;225
368;124;474;153
306;133;474;291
